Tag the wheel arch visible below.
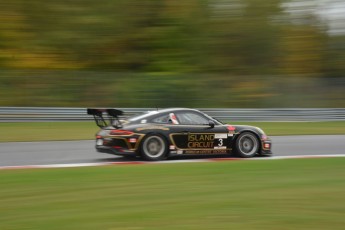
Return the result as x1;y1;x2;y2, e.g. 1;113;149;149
142;131;170;143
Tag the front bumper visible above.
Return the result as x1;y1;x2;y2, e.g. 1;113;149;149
260;139;273;156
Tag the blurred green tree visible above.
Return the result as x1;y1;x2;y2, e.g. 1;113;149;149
0;0;343;107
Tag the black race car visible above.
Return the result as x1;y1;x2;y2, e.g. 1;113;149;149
87;108;272;161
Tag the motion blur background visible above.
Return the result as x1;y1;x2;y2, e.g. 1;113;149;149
0;0;344;108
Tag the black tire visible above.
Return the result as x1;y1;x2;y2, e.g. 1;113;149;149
235;132;259;158
140;134;168;161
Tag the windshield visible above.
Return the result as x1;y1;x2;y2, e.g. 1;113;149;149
211;116;224;125
200;112;224;125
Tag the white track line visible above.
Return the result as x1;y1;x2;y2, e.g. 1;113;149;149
1;154;345;170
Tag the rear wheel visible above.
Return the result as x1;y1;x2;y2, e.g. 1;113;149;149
235;132;259;158
140;134;168;161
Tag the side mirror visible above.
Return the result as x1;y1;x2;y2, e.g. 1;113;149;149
208;120;215;128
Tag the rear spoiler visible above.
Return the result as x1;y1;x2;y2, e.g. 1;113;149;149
87;108;123;128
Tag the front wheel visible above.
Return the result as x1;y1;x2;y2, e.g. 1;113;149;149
235;132;259;158
140;134;168;161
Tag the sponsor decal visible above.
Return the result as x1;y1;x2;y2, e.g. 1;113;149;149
170;133;229;151
188;134;215;148
129;138;137;143
185;150;227;154
226;125;236;135
215;133;228;139
186;133;229;149
227;125;236;131
214;146;226;150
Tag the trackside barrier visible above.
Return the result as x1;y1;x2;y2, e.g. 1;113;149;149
0;107;344;122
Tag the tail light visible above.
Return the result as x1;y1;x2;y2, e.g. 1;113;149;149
110;130;134;136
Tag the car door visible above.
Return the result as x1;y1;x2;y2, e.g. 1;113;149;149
168;111;231;154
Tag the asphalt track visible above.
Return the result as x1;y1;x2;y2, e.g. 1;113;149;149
0;135;345;167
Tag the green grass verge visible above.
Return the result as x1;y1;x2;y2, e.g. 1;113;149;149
0;121;344;142
0;122;98;142
0;158;345;230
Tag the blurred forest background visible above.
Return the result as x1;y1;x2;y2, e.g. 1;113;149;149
0;0;344;108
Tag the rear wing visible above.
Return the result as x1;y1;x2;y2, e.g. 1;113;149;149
87;108;123;128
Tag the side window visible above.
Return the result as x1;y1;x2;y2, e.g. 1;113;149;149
152;114;170;124
176;112;209;125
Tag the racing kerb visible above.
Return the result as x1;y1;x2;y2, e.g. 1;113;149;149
1;154;345;170
1;107;345;122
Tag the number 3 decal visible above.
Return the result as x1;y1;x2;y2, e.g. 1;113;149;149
218;138;223;146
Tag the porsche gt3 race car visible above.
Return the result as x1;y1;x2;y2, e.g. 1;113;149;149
87;108;272;161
